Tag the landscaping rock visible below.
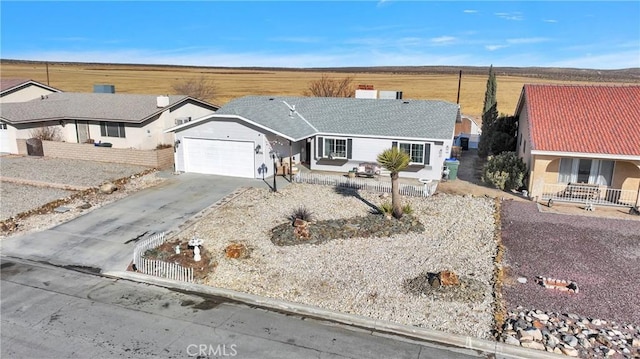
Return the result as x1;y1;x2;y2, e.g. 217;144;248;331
99;182;118;194
520;340;545;350
224;243;249;259
438;270;460;286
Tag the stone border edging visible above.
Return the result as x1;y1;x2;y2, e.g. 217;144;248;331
0;176;91;191
104;270;565;359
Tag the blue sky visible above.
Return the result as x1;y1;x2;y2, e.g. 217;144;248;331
1;1;638;70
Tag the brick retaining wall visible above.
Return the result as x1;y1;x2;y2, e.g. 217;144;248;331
16;139;174;169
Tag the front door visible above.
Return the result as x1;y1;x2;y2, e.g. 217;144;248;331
76;120;90;143
305;141;311;164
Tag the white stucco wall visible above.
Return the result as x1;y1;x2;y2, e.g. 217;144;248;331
172;117;268;177
310;135;452;181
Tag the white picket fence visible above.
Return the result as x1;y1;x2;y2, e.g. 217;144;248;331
294;172;438;197
132;232;194;283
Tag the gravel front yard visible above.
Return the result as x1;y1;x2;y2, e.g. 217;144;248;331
178;184;498;339
501;200;640;325
0;156;153;221
0;156;149;187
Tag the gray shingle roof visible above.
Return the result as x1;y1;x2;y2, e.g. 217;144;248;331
1;92;189;124
214;96;460;141
0;78;61;94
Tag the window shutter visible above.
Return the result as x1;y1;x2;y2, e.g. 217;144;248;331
100;122;106;137
347;139;352;159
424;143;431;165
392;141;398;148
317;137;323;158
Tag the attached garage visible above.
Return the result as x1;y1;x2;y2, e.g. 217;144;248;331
183;138;255;178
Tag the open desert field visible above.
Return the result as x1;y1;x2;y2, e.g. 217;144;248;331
2;60;638;118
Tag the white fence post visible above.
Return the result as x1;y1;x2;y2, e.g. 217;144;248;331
132;231;195;283
294;172;436;198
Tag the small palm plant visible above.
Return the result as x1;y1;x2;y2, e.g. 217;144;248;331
377;147;410;219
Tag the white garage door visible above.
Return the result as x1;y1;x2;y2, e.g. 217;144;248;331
0;123;15;154
183;138;255;178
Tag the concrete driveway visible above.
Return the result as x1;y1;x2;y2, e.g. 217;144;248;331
0;173;291;272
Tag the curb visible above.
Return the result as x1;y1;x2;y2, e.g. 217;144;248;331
104;270;565;359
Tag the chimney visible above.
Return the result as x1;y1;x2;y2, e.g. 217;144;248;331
157;95;170;108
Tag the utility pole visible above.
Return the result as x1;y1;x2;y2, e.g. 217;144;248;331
46;62;50;86
456;70;462;104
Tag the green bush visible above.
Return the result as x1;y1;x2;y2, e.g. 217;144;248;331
481;152;527;190
402;204;413;215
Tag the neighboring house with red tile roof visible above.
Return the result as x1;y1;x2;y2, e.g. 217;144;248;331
0;85;219;154
0;78;62;103
515;84;640;207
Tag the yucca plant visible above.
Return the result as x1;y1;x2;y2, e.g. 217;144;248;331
290;205;314;222
377;147;410;219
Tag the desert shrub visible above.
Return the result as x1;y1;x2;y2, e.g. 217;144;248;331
290;206;314;222
30;126;62;141
377;202;393;216
376;202;414;216
481;152;527;190
156;143;173;149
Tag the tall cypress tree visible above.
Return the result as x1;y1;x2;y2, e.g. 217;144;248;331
479;65;498;157
483;65;497;114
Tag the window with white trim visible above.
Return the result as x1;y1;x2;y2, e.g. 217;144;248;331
324;138;347;159
397;142;424;164
0;123;7;130
558;158;614;186
100;122;126;138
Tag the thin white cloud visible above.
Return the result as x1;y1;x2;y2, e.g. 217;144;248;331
485;45;508;51
430;36;456;45
494;12;524;21
548;50;640;69
463;10;477;14
543;19;558;23
506;37;549;45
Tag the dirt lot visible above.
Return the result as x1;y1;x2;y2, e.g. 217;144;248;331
500;200;640;325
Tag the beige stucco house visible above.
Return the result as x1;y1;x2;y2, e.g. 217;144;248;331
0;79;63;153
516;84;640;207
0;91;219;153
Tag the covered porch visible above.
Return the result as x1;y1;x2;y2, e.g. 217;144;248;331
529;154;640;207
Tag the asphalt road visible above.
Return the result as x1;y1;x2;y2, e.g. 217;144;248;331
1;258;483;359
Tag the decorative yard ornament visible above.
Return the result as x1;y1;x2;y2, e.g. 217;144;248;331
193;245;201;262
188;237;203;247
175;245;180;254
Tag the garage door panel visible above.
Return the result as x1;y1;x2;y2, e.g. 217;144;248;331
184;138;254;178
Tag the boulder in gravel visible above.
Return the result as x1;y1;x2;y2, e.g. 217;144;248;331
77;202;91;210
560;345;579;357
504;335;520;346
439;270;460;286
225;243;249;259
99;182;118;194
520;340;545;350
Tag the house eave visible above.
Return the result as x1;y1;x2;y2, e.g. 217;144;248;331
531;150;640;161
313;132;449;143
165;114;297;142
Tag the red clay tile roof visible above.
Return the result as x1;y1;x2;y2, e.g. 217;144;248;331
522;84;640;156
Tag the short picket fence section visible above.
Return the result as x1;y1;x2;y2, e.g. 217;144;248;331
294;172;437;198
132;231;194;283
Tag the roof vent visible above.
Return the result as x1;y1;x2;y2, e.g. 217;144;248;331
157;95;170;108
403;100;410;104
